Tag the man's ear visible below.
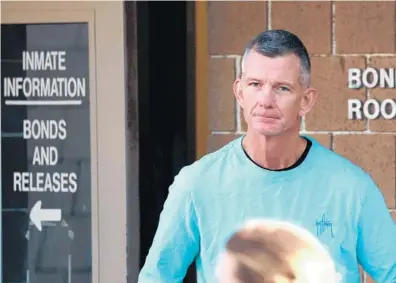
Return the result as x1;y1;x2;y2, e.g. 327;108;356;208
299;87;318;117
233;78;244;109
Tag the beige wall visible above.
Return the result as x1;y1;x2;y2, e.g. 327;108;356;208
196;2;396;282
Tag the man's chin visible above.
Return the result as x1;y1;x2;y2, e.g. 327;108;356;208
254;128;284;137
251;123;284;136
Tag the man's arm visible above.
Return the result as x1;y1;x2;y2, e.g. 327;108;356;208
357;176;396;283
138;168;200;283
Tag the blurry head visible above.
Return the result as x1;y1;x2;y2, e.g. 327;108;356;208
216;219;340;283
234;30;318;136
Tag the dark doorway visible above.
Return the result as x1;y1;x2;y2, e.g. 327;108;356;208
125;1;196;282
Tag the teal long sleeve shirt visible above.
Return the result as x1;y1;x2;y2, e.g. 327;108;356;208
138;136;396;283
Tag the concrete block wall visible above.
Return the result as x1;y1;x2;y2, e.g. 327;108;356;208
203;2;396;282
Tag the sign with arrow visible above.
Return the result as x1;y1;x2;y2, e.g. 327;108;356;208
1;22;92;283
29;200;62;231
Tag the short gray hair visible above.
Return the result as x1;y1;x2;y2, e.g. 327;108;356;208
241;29;311;88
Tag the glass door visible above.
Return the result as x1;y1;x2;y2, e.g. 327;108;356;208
1;2;128;283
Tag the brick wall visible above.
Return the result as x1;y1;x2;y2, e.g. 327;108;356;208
203;2;396;282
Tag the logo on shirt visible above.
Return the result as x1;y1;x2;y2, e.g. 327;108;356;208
315;214;334;238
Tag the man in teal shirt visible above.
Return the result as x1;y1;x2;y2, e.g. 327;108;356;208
138;29;396;283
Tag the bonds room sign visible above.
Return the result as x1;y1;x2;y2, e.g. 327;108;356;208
1;23;92;283
347;67;396;120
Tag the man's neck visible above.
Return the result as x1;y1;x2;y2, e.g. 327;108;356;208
242;129;307;170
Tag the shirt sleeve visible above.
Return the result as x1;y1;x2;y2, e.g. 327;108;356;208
137;168;200;283
357;176;396;283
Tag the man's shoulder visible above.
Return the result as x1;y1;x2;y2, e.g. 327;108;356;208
308;138;379;209
175;136;240;182
309;136;374;184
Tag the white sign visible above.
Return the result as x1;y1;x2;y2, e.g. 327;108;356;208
2;50;83;231
347;67;396;120
3;51;86;105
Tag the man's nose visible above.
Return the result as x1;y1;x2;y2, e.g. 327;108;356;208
257;87;275;108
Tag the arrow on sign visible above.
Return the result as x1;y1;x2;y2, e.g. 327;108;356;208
30;200;62;231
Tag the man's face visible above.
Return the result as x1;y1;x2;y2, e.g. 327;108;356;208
234;50;317;136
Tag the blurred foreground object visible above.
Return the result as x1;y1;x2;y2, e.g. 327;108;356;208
216;219;341;283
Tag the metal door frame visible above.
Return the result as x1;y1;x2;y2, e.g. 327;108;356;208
1;2;128;283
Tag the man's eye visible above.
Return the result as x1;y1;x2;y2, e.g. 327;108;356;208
277;86;290;92
249;82;260;87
